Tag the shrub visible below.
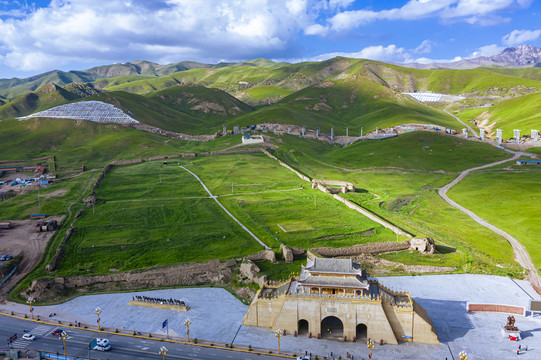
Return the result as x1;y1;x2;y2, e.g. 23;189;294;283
193;338;198;344
133;331;137;336
149;333;152;338
115;329;119;333
248;345;252;351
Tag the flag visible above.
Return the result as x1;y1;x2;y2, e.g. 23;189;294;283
162;319;168;329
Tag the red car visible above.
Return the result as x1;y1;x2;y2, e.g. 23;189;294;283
52;329;62;336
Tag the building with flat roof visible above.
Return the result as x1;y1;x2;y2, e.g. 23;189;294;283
243;257;439;344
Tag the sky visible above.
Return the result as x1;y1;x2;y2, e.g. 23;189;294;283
0;0;539;78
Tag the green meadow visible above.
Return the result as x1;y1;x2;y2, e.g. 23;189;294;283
448;168;541;268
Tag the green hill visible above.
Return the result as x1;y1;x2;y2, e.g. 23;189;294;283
458;92;541;135
227;75;459;133
0;83;81;119
147;85;254;120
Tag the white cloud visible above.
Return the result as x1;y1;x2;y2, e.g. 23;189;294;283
324;0;530;32
467;44;504;58
502;29;541;46
311;44;414;63
414;40;435;54
0;0;320;72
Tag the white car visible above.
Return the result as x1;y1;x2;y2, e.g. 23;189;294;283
22;333;36;341
93;338;111;351
297;356;310;360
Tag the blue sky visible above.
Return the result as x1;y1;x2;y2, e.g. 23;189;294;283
0;0;539;78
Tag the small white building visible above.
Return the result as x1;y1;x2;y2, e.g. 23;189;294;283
241;134;264;145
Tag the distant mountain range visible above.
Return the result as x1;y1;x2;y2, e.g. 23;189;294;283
402;45;541;70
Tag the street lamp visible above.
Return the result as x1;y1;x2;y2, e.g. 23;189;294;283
184;318;192;342
459;351;467;360
367;339;374;359
159;346;168;360
59;331;70;357
94;307;102;330
275;329;283;354
26;297;36;319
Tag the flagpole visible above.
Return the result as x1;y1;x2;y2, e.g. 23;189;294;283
167;320;169;339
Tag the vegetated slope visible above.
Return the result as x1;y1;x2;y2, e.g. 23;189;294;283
147;85;253;121
0;83;81;120
228;76;458;133
0;117;236;169
100;57;358;105
275;131;509;173
0;60;213;100
448;170;541;268
80;91;221;134
464;92;541;135
482;67;541;82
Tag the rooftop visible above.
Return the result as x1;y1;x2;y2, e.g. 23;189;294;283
304;257;361;275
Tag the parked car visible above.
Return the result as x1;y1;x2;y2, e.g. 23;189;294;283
22;333;36;341
52;329;62;336
297;357;311;360
0;254;10;261
94;338;111;351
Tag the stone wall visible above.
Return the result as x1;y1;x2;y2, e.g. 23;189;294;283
25;259;237;301
311;241;411;257
467;303;525;315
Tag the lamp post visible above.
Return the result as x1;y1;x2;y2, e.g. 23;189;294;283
26;297;36;319
459;351;467;360
60;331;70;357
159;346;168;360
275;329;283;354
367;339;374;359
184;318;192;342
95;307;102;330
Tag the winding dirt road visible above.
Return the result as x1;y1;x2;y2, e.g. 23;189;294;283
438;151;541;295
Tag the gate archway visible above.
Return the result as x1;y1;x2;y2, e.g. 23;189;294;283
321;316;343;338
356;323;367;340
298;319;309;336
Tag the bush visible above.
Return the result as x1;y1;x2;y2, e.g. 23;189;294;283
269;351;273;354
115;329;119;333
229;344;233;349
210;344;214;347
24;314;27;319
193;338;198;344
149;333;152;338
133;331;137;336
248;345;252;351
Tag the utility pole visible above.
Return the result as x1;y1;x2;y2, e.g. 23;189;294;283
38;187;40;209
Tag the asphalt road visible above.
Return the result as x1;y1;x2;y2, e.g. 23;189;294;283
0;316;290;360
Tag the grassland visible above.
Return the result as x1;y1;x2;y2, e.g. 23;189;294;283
265;133;522;275
448;168;541;268
54;153;405;276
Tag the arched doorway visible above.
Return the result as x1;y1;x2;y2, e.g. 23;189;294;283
356;323;367;340
298;319;309;336
321;316;343;338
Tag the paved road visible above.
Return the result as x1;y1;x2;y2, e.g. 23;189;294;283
438;151;541;295
0;316;289;360
443;109;479;138
179;166;271;249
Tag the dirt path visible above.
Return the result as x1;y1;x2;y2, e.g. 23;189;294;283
438;151;541;295
178;165;271;250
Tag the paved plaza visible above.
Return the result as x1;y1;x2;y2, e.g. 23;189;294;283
3;274;541;359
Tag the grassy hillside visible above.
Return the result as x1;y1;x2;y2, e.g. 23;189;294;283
147;85;253;120
0;83;81;119
0;117;238;169
456;92;541;135
228;76;460;133
448;169;541;268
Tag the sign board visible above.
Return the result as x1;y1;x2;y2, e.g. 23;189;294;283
88;338;97;350
529;300;541;312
